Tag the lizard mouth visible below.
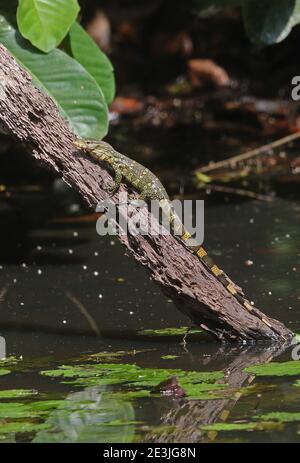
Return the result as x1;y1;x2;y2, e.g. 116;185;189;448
73;139;86;150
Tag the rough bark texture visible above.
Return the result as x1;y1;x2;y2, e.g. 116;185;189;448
0;45;293;342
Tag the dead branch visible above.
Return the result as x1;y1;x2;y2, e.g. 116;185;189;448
0;45;293;342
197;131;300;174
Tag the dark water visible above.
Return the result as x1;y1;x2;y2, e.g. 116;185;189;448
0;126;300;443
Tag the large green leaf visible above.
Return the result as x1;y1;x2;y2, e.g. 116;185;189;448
194;0;242;17
68;22;115;105
0;15;108;138
17;0;80;52
244;360;300;377
194;0;300;45
242;0;298;45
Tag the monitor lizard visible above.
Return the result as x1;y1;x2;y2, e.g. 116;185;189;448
74;137;285;340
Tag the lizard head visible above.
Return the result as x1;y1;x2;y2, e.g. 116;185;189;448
74;138;101;152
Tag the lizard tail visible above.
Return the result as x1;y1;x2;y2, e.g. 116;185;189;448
159;199;286;341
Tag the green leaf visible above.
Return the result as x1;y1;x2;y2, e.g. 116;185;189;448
194;1;300;45
68;22;115;105
138;326;202;337
193;0;242;17
41;362;224;399
242;0;299;45
0;402;45;418
244;360;300;377
0;15;108;138
195;172;212;185
0;356;19;367
17;0;80;52
201;421;281;431
0;389;38;398
0;422;50;435
258;412;300;423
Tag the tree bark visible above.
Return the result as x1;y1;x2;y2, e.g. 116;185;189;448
0;44;293;342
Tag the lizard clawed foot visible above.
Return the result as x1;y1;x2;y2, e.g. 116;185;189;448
105;185;117;195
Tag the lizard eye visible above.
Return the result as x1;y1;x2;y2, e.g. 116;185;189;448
85;138;100;150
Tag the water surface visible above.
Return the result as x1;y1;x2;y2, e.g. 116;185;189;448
0;125;299;443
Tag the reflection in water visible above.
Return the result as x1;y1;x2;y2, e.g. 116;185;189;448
147;343;289;443
33;386;135;443
0;126;300;443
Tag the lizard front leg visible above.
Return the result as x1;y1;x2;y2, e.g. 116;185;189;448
106;163;122;194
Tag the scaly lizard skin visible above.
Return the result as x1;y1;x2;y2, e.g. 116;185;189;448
74;138;285;340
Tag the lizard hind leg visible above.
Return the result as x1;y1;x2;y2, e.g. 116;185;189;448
137;185;161;201
137;190;147;201
128;189;149;207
